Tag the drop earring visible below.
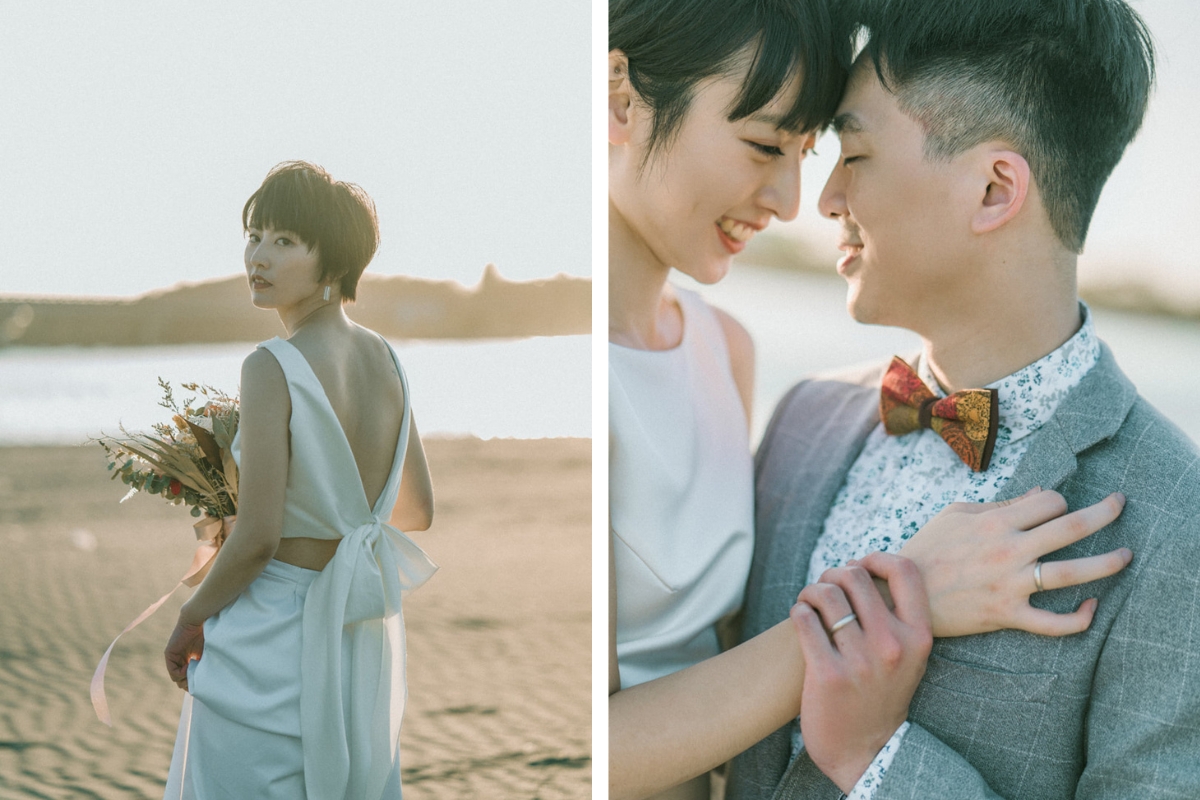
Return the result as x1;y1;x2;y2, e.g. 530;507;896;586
323;285;331;302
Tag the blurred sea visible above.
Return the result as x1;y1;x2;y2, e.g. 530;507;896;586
0;335;590;444
676;266;1200;448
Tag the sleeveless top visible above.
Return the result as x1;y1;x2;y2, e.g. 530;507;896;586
233;335;438;800
610;287;754;688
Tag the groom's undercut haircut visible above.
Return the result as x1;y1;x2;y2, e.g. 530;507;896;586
856;0;1155;254
242;161;380;302
610;0;852;167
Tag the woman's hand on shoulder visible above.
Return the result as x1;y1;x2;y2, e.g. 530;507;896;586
711;306;755;431
899;488;1131;638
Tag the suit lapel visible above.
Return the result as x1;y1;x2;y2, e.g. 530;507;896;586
995;342;1137;500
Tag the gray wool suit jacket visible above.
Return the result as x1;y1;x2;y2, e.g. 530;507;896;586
726;343;1200;800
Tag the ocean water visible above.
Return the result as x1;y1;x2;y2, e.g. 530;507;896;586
676;266;1200;448
0;335;590;444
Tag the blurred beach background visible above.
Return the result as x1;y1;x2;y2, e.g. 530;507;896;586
0;2;590;799
678;0;1200;449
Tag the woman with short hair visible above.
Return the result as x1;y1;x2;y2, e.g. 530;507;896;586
162;161;436;799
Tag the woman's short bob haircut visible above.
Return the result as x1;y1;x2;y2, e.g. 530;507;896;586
610;0;852;163
242;161;380;302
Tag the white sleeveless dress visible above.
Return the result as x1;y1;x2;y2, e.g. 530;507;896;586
164;335;438;800
610;287;754;688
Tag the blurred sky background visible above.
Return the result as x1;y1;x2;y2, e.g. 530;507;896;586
772;0;1200;305
1;0;1192;299
0;0;590;298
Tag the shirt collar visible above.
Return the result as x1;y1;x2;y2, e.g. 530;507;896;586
917;303;1101;447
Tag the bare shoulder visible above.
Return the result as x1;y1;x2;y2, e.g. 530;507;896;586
240;348;289;405
709;305;755;367
708;303;755;425
709;304;755;384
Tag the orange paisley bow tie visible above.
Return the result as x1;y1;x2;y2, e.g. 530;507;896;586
880;356;999;471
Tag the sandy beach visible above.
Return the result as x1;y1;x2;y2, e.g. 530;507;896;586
0;437;590;799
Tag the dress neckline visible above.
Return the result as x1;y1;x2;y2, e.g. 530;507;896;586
609;287;690;355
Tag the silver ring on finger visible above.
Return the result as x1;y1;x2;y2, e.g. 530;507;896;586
1033;561;1045;593
827;612;858;636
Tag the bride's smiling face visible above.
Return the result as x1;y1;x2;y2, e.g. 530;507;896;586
610;67;816;285
244;227;323;310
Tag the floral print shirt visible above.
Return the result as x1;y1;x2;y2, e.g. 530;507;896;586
792;305;1100;799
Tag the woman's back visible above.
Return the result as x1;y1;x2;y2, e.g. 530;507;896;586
287;325;406;510
271;325;407;570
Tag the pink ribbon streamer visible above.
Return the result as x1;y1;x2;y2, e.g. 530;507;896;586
90;515;233;726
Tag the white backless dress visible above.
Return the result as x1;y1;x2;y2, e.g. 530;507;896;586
164;335;438;800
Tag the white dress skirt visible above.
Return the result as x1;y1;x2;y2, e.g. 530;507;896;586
166;560;400;799
164;336;437;800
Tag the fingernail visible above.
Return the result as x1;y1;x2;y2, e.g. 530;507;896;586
1114;492;1127;507
847;559;858;566
1121;548;1133;564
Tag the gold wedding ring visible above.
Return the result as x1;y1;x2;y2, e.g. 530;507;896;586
1034;561;1045;593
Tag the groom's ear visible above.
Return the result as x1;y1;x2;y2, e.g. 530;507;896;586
609;50;634;146
970;148;1031;235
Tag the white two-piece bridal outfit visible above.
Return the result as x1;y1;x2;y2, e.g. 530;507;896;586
164;336;437;800
610;287;754;688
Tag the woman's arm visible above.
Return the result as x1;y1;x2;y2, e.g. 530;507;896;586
164;350;291;687
610;614;807;800
389;414;434;532
608;490;1130;799
180;349;290;624
611;514;811;800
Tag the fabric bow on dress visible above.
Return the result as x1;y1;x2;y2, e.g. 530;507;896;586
301;516;437;800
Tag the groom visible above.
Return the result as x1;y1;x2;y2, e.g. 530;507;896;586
729;0;1200;798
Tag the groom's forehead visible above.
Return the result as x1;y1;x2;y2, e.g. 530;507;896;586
832;73;880;139
832;59;912;141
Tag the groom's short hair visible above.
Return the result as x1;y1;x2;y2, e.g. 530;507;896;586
854;0;1155;253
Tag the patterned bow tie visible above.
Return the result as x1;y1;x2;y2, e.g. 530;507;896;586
880;356;999;471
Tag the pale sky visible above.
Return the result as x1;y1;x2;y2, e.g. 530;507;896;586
0;1;590;298
2;1;1193;300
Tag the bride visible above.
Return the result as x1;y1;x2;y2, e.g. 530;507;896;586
161;161;437;799
607;2;1131;798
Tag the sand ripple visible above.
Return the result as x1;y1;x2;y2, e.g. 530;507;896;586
0;439;590;798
